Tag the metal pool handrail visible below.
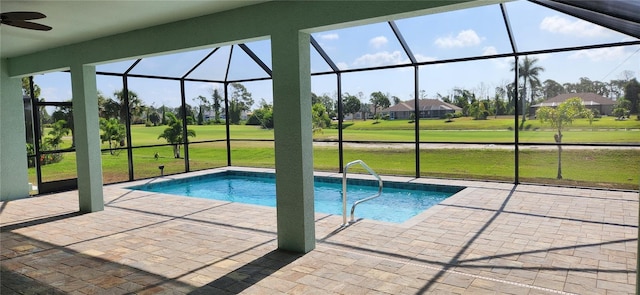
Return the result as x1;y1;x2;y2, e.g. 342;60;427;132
342;160;383;226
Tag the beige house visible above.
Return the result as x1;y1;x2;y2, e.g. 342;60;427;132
381;99;462;119
530;92;616;117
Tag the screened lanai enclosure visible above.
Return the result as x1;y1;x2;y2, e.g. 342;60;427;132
24;0;640;194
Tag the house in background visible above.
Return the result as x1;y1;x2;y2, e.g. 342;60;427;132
381;99;461;119
344;105;380;121
530;92;616;117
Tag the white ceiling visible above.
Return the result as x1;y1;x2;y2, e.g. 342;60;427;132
0;0;267;59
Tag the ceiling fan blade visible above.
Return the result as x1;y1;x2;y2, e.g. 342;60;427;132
0;11;46;20
2;20;52;31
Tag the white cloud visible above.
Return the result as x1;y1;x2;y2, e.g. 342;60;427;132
435;30;483;48
569;47;627;61
414;54;437;63
320;33;339;41
336;62;349;70
482;46;498;56
540;15;610;37
352;51;407;67
369;36;388;49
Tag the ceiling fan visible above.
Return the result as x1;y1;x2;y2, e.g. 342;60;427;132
1;11;52;31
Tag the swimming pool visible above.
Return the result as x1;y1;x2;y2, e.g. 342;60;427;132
128;171;465;223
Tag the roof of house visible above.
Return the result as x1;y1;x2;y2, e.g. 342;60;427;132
382;99;462;112
532;92;615;107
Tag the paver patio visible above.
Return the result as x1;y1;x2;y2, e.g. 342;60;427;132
1;167;637;294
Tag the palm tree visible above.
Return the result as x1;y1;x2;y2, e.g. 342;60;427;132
99;118;126;155
157;112;196;158
113;89;144;124
511;56;544;129
536;97;593;179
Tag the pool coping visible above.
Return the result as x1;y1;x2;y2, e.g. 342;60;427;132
110;166;509;228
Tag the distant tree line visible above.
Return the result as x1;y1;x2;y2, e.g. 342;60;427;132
436;58;639;128
22;69;640;161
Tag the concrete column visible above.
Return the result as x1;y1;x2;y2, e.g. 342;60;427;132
70;64;104;212
0;60;29;200
271;30;315;253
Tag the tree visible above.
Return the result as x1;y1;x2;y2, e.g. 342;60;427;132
608;79;627;100
246;100;273;129
469;100;489;120
98;91;121;119
562;77;610;97
311;103;331;133
193;95;210;125
437;92;452;104
624;78;639;114
542;79;565;99
177;104;196;125
369;91;390;117
392;96;401;105
197;105;205;125
612;98;631;119
452;88;474;116
512;56;544;129
536;97;593;179
45;120;70;150
491;89;507;117
143;106;152;126
157;113;196;158
51;103;75;147
228;83;254;124
211;88;223;123
360;102;372;121
22;77;41;98
99;118;126;155
161;105;167;125
342;94;361;121
312;92;336;118
113;89;145;124
505;82;517;115
148;112;161;126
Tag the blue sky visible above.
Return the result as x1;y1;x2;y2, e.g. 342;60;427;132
34;0;639;110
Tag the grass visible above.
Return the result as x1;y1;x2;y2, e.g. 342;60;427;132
316;129;639;143
30;143;639;190
319;116;640;143
30;117;639;191
342;116;640;130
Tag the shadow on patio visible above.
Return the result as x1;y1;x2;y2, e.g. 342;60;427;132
1;177;637;294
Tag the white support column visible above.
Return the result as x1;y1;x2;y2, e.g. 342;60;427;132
70;64;104;212
0;60;29;200
271;30;315;253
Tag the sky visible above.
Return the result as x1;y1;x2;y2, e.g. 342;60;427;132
33;0;639;110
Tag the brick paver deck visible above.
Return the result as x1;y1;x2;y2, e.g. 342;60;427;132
1;168;637;294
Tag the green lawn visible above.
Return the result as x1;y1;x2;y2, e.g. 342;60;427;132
340;115;640;130
30;117;639;191
316;129;639;143
319;116;640;143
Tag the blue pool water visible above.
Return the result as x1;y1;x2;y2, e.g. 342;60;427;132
129;171;464;223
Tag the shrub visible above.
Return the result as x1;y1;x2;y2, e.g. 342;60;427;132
246;108;274;129
444;113;454;123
